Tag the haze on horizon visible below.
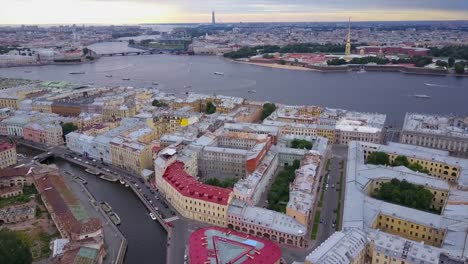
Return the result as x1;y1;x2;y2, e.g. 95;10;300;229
0;0;467;25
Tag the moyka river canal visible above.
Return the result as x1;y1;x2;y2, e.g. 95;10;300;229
16;145;167;264
0;41;467;125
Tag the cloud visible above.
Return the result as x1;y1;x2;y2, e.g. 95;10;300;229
0;0;467;24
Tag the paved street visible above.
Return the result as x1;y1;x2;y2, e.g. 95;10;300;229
315;145;347;246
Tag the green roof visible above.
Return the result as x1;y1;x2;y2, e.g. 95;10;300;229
74;247;98;264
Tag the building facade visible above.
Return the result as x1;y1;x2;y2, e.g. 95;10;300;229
0;141;17;169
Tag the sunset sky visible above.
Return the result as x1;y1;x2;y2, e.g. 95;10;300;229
1;0;467;25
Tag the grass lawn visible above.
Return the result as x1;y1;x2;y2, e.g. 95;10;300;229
311;210;321;240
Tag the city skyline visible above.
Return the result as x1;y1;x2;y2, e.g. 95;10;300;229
0;0;467;25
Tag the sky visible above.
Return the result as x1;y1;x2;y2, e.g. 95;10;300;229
0;0;467;25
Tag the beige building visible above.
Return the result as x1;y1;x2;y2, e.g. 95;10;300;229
158;161;232;227
0;141;17;169
110;137;153;175
400;113;468;158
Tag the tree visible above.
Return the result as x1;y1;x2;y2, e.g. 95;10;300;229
262;54;274;59
0;229;32;264
291;139;313;150
83;47;89;55
454;62;465;74
435;60;448;67
152;99;168;107
392;155;409;167
205;101;216;114
448;57;455;68
129;39;135;45
261;102;276;120
278;59;286;65
374;179;434;212
408;163;429;174
366;152;390;166
61;122;78;138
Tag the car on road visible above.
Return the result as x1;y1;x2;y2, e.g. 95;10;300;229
320;218;323;224
332;184;335;188
332;223;335;228
149;212;157;221
155;196;160;200
150;190;155;194
325;184;329;190
166;222;174;228
162;202;169;208
170;210;175;216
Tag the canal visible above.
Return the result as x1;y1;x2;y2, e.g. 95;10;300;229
16;145;168;264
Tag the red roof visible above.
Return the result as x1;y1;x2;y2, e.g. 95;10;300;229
189;226;282;264
0;141;14;151
163;162;232;205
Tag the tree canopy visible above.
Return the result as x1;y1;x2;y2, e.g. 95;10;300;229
267;160;301;212
454;62;465;74
291;139;313;150
368;153;429;174
366;151;390;166
0;229;32;264
204;177;237;188
152;99;168;107
61;122;78;137
261;102;276;120
374;179;434;212
429;46;468;60
205;101;216;114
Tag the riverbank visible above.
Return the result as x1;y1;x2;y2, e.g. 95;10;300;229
232;59;319;71
231;58;467;77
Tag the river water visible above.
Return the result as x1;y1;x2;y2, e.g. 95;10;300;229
16;145;167;264
1;41;467;125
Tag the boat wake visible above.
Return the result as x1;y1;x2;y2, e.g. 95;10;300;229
424;83;450;88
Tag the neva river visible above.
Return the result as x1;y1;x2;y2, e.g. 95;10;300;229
1;42;467;125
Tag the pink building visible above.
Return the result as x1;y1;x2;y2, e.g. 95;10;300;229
23;123;47;144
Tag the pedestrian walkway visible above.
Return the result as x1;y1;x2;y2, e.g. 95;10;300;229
164;216;179;222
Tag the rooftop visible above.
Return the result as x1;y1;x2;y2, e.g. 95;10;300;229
305;228;368;264
0;141;15;151
228;199;306;237
189;226;281;264
403;113;468;138
163;161;232;205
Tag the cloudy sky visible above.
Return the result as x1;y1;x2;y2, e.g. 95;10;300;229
0;0;467;25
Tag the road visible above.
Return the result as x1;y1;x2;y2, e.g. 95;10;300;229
315;145;347;245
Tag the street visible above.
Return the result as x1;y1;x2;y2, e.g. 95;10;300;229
315;145;347;246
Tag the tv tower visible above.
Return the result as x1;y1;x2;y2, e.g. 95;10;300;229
212;11;216;25
345;17;351;58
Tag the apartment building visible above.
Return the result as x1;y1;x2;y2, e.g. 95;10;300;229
159;161;232;227
400;113;468;158
227;199;308;248
342;141;468;261
110;136;153;175
0;141;17;169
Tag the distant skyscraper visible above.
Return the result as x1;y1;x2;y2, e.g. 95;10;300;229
212;11;216;25
345;17;351;58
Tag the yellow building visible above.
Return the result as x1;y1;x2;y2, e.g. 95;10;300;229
366;179;448;212
0;141;17;169
110;137;153;175
372;213;445;247
102;105;136;119
158;161;232;227
31;101;53;113
363;147;461;182
0;97;18;109
279;124;336;143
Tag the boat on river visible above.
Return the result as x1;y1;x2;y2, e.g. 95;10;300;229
99;175;119;182
69;71;85;75
214;72;224;76
100;201;112;213
85;168;101;176
412;94;431;99
109;212;121;225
